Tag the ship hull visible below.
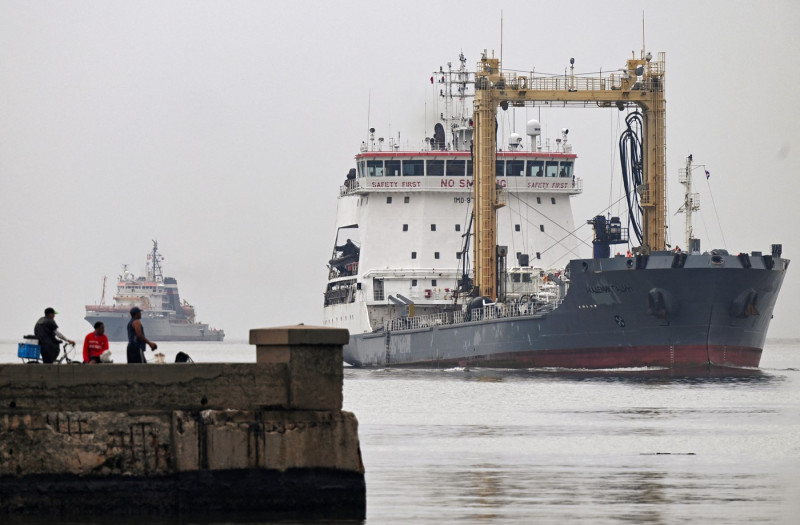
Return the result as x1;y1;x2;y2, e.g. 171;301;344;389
84;311;224;342
342;253;788;369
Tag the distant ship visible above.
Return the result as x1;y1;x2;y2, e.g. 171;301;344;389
323;50;788;369
85;241;224;342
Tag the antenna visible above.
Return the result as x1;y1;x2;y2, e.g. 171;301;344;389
500;10;504;68
150;240;164;283
676;155;700;251
642;11;646;58
367;89;371;142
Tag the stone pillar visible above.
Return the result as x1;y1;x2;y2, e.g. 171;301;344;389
250;324;349;411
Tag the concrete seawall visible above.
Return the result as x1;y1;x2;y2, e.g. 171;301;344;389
0;325;365;518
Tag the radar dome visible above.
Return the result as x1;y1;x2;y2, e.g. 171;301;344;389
526;120;541;137
508;133;522;145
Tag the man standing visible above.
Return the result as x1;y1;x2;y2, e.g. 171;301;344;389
33;307;75;364
83;321;109;364
127;306;157;363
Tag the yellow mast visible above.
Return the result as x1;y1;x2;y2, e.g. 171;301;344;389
472;50;666;300
473;54;502;300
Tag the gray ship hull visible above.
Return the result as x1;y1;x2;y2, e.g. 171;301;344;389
343;252;788;369
84;311;225;342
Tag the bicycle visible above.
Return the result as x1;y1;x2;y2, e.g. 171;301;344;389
18;339;80;364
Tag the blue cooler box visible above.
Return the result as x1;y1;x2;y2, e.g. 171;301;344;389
18;340;41;360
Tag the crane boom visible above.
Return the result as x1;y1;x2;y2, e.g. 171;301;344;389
472;50;666;299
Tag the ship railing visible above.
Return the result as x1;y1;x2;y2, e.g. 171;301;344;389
382;292;564;333
495;69;663;94
385;312;449;331
84;305;129;312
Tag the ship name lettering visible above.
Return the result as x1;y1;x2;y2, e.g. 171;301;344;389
586;283;633;294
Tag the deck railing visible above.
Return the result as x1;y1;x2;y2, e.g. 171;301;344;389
382;292;563;333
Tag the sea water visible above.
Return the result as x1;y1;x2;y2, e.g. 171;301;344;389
1;340;798;524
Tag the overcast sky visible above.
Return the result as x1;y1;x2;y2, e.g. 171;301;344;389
1;0;798;342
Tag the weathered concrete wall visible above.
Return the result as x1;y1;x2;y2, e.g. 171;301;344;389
0;325;364;518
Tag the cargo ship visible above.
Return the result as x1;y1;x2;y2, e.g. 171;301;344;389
323;49;788;369
85;241;224;342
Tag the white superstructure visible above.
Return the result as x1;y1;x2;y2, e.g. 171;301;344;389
324;136;583;335
323;54;585;335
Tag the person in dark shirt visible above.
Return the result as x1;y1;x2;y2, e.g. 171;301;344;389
335;239;359;257
127;306;157;363
33;307;75;363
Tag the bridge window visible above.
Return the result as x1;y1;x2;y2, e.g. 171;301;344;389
506;160;524;176
385;160;400;177
367;160;384;177
357;161;365;178
467;160;473;176
427;160;444;176
403;160;424;176
545;162;559;178
446;159;466;176
560;161;573;178
495;160;505;177
527;160;544;177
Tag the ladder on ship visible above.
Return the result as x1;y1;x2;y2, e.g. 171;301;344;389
384;329;391;366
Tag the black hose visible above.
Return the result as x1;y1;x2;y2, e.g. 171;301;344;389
618;111;644;244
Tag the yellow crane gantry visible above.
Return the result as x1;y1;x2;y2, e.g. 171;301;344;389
472;50;666;300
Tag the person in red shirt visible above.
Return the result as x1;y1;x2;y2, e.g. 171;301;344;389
83;322;110;364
